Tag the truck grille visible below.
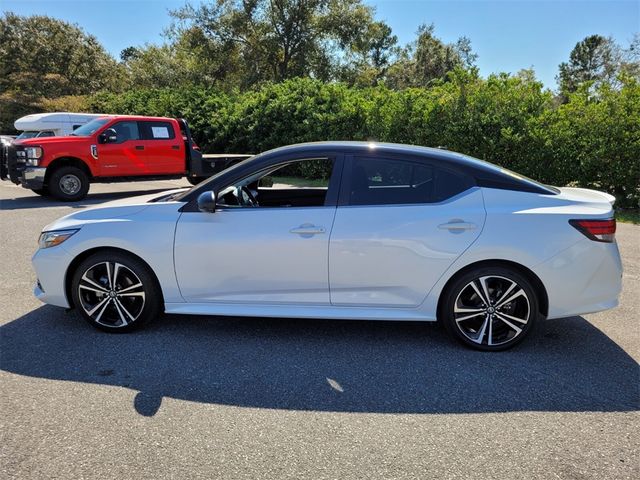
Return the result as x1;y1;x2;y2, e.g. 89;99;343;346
0;144;23;184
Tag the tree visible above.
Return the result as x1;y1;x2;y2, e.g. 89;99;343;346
0;12;122;97
0;12;123;132
167;0;377;88
385;24;477;89
557;35;622;96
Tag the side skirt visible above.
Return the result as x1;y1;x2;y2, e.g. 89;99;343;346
164;302;437;322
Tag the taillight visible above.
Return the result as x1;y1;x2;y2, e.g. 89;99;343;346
569;218;616;243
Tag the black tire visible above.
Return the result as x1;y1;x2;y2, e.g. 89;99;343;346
441;265;538;351
71;251;162;333
48;165;90;201
187;176;206;186
31;188;49;196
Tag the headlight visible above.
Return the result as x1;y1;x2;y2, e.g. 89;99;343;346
25;146;43;159
38;229;79;249
24;147;43;166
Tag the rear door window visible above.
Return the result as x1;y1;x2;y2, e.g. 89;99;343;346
348;156;473;205
139;121;176;140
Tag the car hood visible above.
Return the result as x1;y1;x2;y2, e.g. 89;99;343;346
14;136;89;146
41;188;188;232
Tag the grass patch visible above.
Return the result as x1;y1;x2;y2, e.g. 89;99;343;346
615;209;640;224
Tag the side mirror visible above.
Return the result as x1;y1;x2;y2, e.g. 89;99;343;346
98;128;117;144
197;191;217;213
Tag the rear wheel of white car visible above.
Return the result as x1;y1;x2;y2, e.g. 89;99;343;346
71;251;162;332
48;166;90;201
442;266;538;351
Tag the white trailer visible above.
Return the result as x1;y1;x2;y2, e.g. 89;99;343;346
14;112;106;139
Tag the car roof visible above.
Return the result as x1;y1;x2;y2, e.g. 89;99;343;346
97;115;176;122
257;141;532;184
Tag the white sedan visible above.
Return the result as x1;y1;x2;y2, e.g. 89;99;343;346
32;142;622;350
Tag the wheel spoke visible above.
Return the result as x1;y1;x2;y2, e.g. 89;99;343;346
479;276;492;304
112;299;129;326
487;316;493;346
496;288;525;309
471;316;489;344
113;263;123;289
87;296;111;318
469;281;489;306
118;291;145;298
80;274;109;293
454;306;484;313
496;310;528;325
79;284;108;295
495;313;523;335
105;262;114;289
115;297;137;322
117;282;143;294
456;312;485;322
494;280;517;307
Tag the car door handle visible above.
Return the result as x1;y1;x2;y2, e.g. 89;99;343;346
135;145;145;150
438;220;477;231
171;145;180;150
290;224;326;235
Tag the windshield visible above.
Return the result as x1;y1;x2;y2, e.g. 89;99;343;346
71;118;110;136
16;131;39;140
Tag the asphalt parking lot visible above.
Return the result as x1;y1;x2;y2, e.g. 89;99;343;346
1;180;638;479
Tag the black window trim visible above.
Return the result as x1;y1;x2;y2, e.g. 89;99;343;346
339;152;476;207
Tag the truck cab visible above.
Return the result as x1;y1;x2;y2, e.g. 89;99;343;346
1;115;243;201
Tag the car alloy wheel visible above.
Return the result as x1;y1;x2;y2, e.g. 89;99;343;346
453;275;531;347
77;261;146;328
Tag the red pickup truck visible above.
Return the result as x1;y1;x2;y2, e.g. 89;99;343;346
0;115;250;201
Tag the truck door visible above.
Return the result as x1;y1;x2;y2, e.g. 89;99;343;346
138;120;185;175
97;121;145;176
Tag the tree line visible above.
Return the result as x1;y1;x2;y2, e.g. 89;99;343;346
0;1;638;205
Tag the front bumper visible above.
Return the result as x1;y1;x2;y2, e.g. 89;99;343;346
0;143;46;189
20;167;46;189
32;246;73;308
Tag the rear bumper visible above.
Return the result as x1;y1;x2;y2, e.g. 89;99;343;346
533;238;623;319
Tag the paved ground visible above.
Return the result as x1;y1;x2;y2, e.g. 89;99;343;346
1;180;638;480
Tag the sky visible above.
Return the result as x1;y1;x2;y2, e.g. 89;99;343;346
3;0;639;89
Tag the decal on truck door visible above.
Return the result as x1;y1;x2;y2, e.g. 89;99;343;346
90;145;98;159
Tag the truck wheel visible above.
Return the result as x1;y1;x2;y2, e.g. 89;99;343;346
48;166;90;201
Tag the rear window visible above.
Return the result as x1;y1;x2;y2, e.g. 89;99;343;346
139;121;175;140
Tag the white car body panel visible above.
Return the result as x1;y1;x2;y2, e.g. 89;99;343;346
31;144;622;329
329;188;486;307
174;206;337;304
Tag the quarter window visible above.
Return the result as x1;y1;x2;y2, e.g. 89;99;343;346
348;156;473;205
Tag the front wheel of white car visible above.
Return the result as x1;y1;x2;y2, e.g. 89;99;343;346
441;266;539;351
71;251;162;332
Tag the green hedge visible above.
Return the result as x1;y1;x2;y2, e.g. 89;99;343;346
89;75;640;207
